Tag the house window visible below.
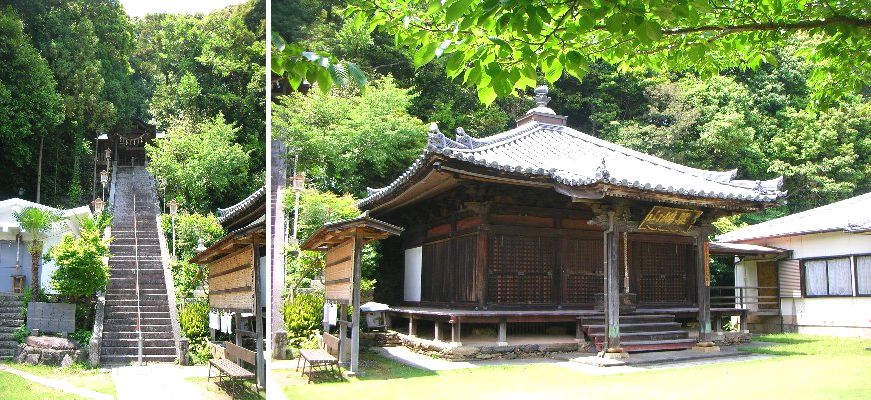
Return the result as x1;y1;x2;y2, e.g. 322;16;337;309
804;257;852;296
856;256;871;296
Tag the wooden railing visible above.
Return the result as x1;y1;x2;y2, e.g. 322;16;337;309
711;286;780;314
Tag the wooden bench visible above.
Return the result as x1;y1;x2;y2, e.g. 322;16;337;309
296;334;341;382
208;342;258;393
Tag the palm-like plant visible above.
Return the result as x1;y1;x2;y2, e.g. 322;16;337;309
13;207;62;294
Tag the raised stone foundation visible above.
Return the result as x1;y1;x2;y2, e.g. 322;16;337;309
16;336;86;367
364;330;582;361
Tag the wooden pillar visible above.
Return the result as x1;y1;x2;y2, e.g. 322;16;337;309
338;305;348;366
476;203;490;309
350;232;364;374
693;227;719;352
450;317;462;345
497;319;507;346
408;317;417;337
252;243;265;388
433;321;441;341
234;313;243;346
602;211;624;356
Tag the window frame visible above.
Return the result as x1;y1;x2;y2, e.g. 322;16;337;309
801;253;871;298
853;253;871;297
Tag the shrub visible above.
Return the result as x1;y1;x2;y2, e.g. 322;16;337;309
284;291;324;347
178;300;209;341
188;337;213;365
171;260;209;300
46;215;111;299
70;329;92;347
13;325;29;343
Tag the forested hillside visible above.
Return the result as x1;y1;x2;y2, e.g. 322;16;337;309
273;2;869;223
0;0;265;210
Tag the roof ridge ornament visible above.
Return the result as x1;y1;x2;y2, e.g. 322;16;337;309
595;157;610;180
534;85;551;108
427;122;447;150
455;127;474;149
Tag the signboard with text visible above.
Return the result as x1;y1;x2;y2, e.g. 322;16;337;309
639;206;702;233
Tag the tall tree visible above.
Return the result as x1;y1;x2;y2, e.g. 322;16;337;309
346;0;869;103
0;8;64;200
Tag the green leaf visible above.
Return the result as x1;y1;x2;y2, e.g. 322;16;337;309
271;31;286;51
527;12;543;35
445;0;475;24
413;41;440;68
477;85;497;105
347;62;367;87
542;56;563;83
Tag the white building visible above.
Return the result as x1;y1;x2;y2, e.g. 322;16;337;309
0;199;91;294
716;192;871;337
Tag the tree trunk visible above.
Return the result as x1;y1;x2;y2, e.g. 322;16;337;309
30;241;42;295
37;135;44;204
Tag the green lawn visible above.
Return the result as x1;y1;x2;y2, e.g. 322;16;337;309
1;362;116;397
0;370;88;400
277;334;871;400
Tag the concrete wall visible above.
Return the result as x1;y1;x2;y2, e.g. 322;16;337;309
735;231;871;337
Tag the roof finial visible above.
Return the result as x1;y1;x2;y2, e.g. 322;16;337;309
534;85;551;108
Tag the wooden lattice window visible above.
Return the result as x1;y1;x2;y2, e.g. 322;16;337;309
631;239;693;304
562;236;603;305
488;234;554;304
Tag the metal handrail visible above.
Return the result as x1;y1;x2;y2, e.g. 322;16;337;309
132;168;144;365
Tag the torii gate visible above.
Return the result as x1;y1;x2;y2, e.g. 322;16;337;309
300;214;403;374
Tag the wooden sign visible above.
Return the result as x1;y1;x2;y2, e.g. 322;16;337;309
324;239;356;302
208;245;255;311
27;302;75;334
704;241;711;287
639;206;702;233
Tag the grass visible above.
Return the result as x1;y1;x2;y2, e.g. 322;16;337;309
1;362;116;397
0;370;88;400
277;334;871;400
185;377;265;400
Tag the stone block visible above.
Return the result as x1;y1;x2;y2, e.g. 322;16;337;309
25;353;40;365
25;336;77;351
60;354;74;368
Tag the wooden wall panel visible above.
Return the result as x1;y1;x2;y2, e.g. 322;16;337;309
453;234;479;303
421;239;452;302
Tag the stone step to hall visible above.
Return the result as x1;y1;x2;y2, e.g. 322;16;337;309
584;322;682;335
579;314;677;325
590;330;689;343
594;338;697;352
101;346;176;356
103;324;174;333
102;331;174;340
99;354;177;364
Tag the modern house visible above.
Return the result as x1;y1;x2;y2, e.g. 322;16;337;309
358;86;786;355
0;198;91;294
716;192;871;337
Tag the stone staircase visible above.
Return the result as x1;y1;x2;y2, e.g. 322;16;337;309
0;293;24;360
580;314;696;352
101;166;177;364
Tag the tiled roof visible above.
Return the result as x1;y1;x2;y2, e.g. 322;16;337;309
359;122;785;209
217;186;265;225
718;191;871;242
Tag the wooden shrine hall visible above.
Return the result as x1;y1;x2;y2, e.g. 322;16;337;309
358;86;786;356
191;187;266;386
95;118;164;167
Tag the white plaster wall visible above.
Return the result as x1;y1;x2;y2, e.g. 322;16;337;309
734;231;871;337
403;247;422;302
734;260;759;311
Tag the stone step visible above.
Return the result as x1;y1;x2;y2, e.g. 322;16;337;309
0;325;22;334
584;322;682;335
99;354;177;364
580;314;676;325
0;319;24;327
103;338;175;348
106;304;169;313
102;331;174;340
104;324;173;333
594;338;697;352
101;345;176;356
590;330;689;343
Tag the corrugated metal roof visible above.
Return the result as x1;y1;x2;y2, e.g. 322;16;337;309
359;122;785;209
717;191;871;242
